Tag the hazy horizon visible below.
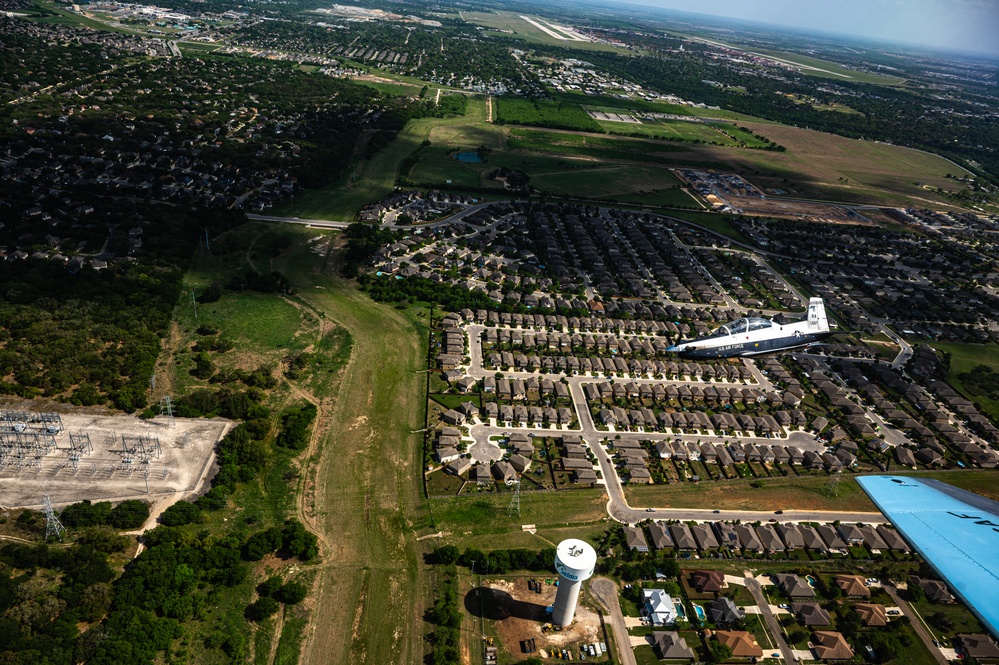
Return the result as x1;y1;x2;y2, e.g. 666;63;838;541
597;0;999;57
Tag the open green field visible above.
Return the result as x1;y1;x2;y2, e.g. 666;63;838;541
165;224;436;665
265;233;432;665
508;127;690;163
407;145;695;207
26;0;146;34
460;10;630;53
591;111;772;148
430;489;610;550
929;341;999;421
624;470;999;511
276;81;975;219
178;41;221;54
272;95;490;220
672;33;904;86
667;210;753;245
352;80;424;97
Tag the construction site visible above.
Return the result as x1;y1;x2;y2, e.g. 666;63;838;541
464;577;610;663
0;407;230;513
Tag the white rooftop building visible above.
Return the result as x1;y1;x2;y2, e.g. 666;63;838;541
643;589;678;626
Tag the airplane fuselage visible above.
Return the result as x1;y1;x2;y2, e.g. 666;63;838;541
668;297;832;360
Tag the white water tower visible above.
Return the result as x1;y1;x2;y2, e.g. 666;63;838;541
552;538;596;626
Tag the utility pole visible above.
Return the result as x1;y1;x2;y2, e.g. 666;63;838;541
191;291;197;319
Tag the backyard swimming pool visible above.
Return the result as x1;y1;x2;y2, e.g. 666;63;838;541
453;151;483;162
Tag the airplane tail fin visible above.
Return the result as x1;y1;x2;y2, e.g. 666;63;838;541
807;297;829;332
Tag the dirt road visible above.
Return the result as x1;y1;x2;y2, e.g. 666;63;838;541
590;577;637;665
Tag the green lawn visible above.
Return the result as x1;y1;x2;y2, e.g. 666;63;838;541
274;96;492;220
928;341;999;422
666;210;753;245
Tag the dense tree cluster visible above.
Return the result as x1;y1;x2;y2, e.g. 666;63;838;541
59;500;150;531
426;566;461;665
430;545;556;574
275;403;318;451
495;97;602;132
0;529;130;664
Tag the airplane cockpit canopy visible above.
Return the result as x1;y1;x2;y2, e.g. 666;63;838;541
721;317;772;336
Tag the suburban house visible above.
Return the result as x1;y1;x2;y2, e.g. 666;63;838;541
791;603;831;627
811;631;854;661
714;631;762;659
643;589;678;626
652;632;695;661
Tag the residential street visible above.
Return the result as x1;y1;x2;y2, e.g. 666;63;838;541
459;323;887;525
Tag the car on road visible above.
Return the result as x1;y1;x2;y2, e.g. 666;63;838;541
646;508;655;512
712;509;721;513
778;604;789;610
768;518;777;522
774;510;784;514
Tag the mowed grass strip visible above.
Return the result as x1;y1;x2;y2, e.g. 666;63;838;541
624;475;877;512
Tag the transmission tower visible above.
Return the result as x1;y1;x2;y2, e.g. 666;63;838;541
824;470;842;498
43;495;65;540
507;479;521;518
160;395;175;428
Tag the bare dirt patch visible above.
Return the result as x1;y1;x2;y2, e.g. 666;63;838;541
466;576;608;660
0;406;229;514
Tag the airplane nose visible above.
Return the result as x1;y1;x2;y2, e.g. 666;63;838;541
667;345;680;353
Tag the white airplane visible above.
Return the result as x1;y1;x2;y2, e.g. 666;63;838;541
668;297;832;359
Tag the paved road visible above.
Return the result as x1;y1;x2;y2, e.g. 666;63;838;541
745;578;797;664
883;584;948;665
461;323;886;525
247;214;352;228
590;577;637;665
248;200;499;230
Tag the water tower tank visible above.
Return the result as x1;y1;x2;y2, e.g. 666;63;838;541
551;539;596;626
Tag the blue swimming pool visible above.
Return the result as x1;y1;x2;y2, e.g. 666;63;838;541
693;604;706;621
453;151;483;162
858;476;999;639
